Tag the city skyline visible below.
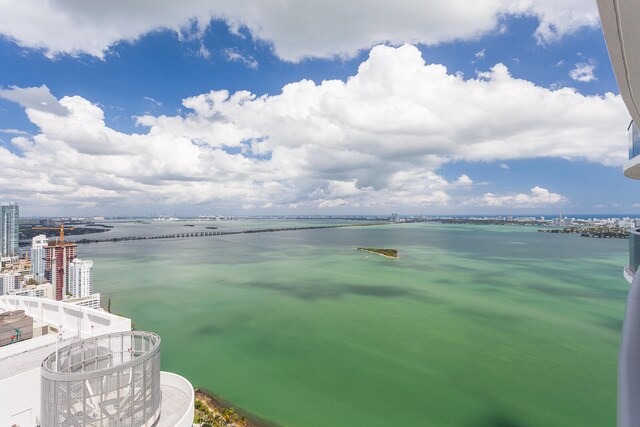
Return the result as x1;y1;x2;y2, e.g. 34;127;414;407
0;2;637;216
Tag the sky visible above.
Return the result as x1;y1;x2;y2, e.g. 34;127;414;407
0;1;637;217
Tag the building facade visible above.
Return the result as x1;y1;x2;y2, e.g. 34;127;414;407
44;242;77;301
66;292;101;309
68;258;93;298
597;2;640;425
9;282;54;299
0;203;18;258
30;234;48;282
0;271;19;296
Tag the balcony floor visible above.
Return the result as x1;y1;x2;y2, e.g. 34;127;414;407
157;377;193;427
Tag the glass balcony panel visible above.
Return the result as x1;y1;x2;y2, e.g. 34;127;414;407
629;122;640;160
630;230;640;273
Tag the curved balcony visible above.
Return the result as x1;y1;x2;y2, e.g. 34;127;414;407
41;331;162;427
627;229;640;284
625;123;640;179
158;371;195;427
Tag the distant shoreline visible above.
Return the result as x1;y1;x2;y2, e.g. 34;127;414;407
65;222;390;245
538;226;629;239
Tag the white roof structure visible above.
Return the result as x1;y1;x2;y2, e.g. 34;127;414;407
0;295;194;427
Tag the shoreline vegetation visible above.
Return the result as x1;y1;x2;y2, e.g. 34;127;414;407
357;247;398;258
427;219;630;239
537;226;629;239
194;389;277;427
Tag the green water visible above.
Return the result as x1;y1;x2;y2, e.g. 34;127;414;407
82;222;627;426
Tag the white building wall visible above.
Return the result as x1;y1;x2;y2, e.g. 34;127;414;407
9;282;54;299
68;258;93;297
620;218;636;229
0;271;19;296
0;368;41;427
0;296;194;427
30;234;48;282
0;296;132;346
66;293;101;310
0;296;133;427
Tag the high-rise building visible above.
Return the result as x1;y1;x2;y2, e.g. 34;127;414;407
0;203;19;258
0;271;19;296
30;234;48;282
67;258;93;298
44;241;77;301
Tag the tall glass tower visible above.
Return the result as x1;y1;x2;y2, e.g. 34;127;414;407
0;203;19;257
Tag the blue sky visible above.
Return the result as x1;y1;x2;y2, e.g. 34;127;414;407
0;2;636;216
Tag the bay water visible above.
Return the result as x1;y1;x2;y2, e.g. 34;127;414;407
78;221;626;426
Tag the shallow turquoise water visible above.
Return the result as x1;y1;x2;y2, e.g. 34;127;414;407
81;221;627;426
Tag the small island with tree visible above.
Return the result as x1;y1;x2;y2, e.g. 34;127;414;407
357;247;398;258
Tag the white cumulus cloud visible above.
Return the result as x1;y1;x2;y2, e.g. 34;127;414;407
481;186;566;207
0;1;599;61
0;45;627;212
0;85;70;116
569;62;597;82
455;175;474;186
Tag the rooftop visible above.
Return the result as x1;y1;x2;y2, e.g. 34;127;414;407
0;335;74;381
158;372;195;427
0;296;194;427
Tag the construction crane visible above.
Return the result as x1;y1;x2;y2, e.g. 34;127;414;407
32;222;76;242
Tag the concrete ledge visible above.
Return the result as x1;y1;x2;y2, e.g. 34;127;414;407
159;371;195;427
0;295;131;341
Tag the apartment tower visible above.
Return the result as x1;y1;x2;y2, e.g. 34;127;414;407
0;203;19;258
44;241;77;300
30;234;48;283
67;258;93;298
